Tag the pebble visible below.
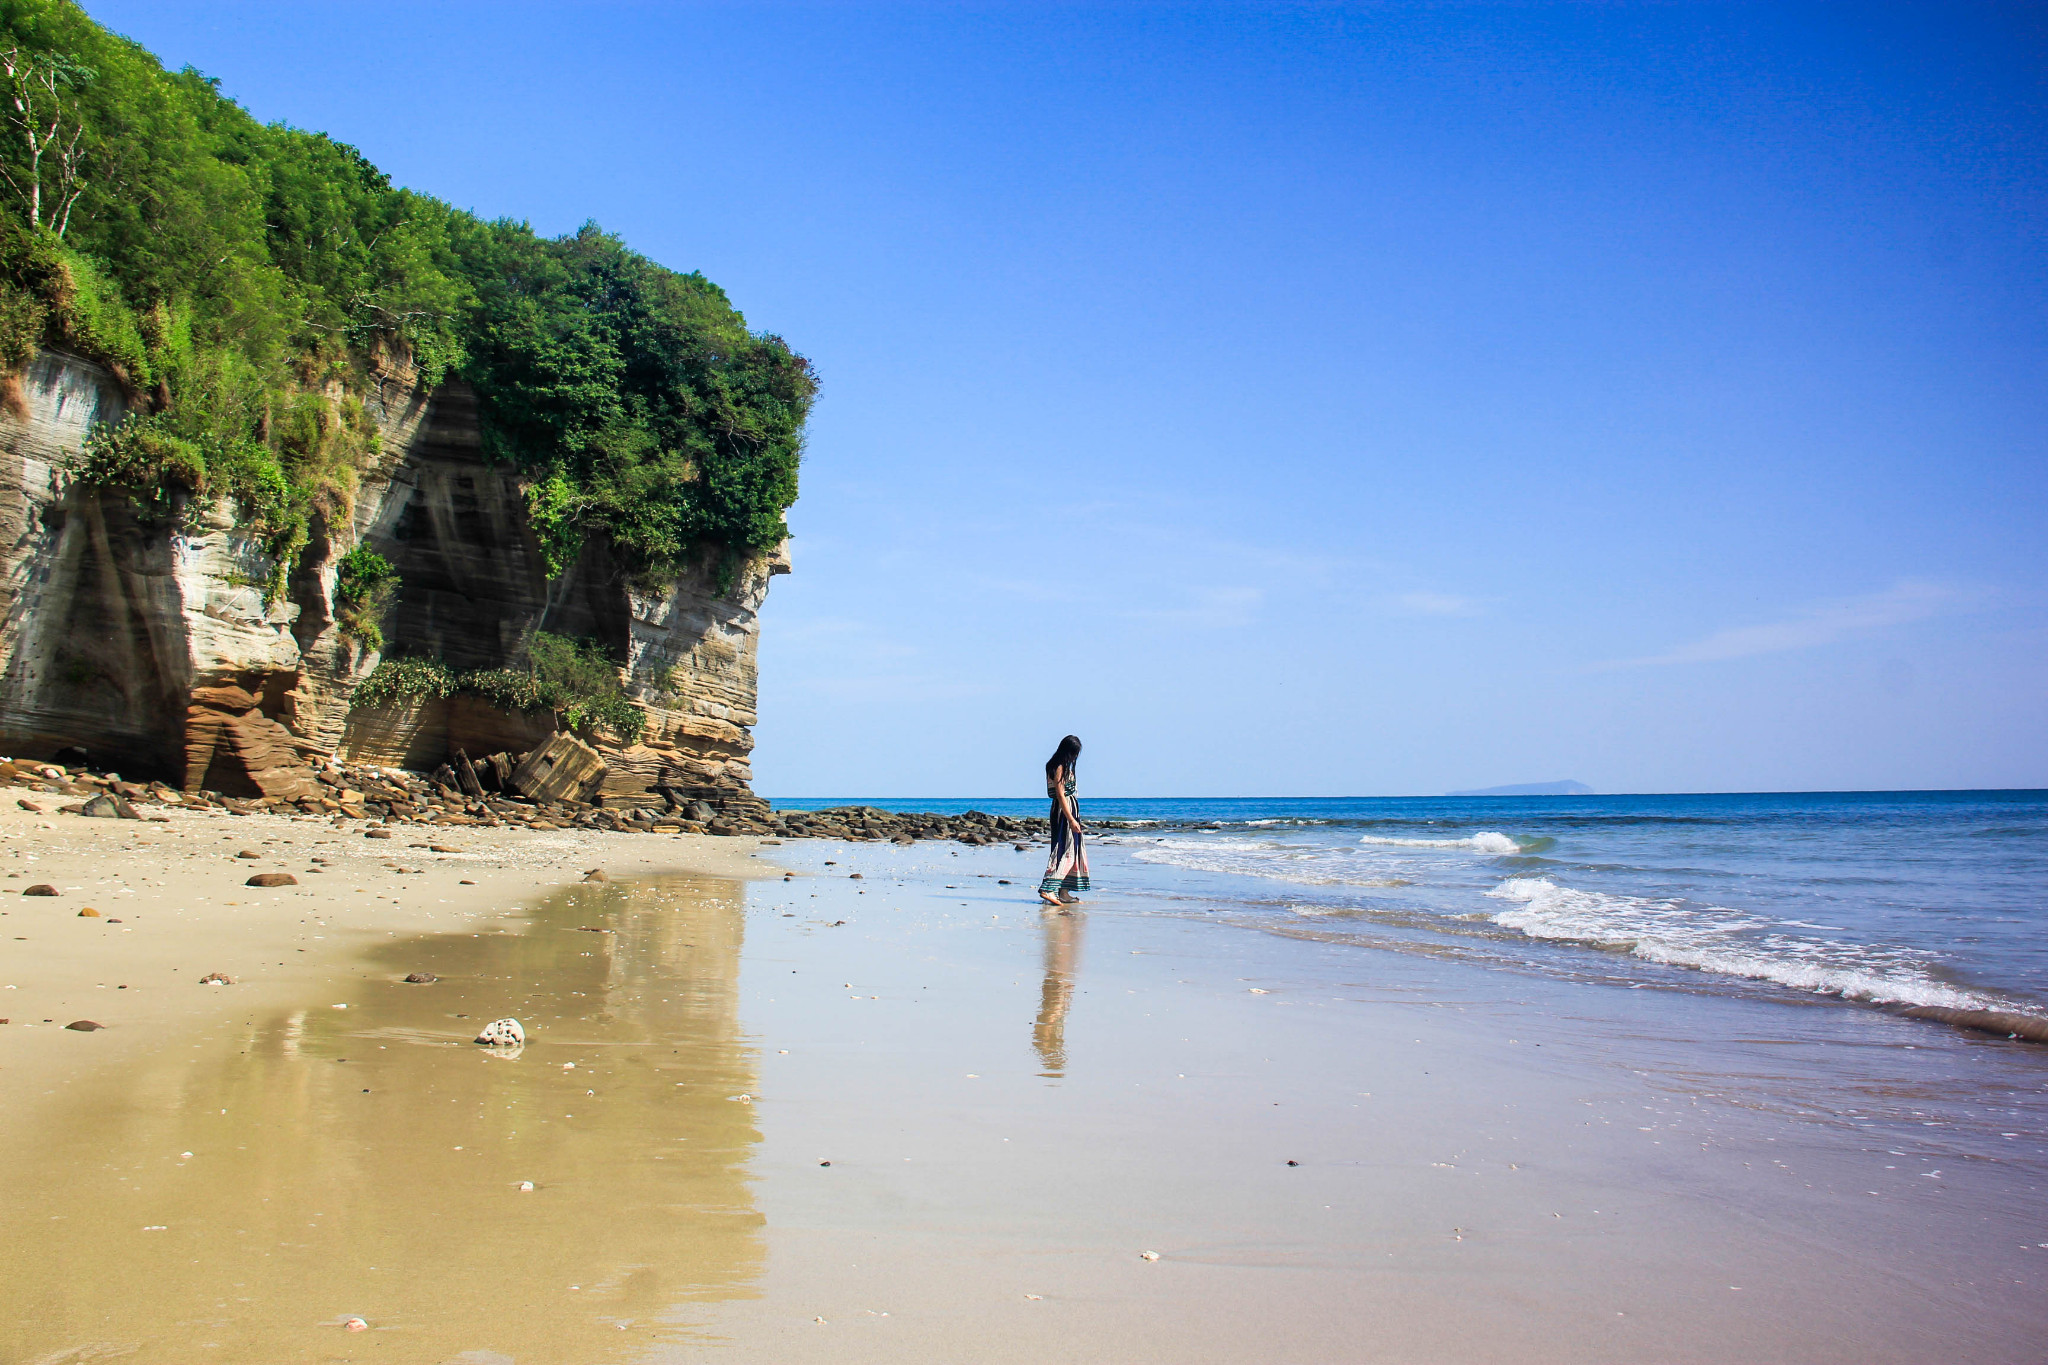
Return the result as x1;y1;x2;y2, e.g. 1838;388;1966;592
365;829;394;840
343;1316;368;1332
1139;1250;1160;1261
77;907;100;917
429;845;461;853
475;1017;525;1046
518;1180;534;1191
16;799;41;812
65;1019;103;1031
235;850;260;859
582;868;607;883
245;872;297;887
198;973;233;985
403;972;438;984
22;884;57;896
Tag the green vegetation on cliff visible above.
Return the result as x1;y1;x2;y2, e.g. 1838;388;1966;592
0;0;813;595
352;634;646;745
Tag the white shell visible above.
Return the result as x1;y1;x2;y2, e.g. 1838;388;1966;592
474;1018;525;1046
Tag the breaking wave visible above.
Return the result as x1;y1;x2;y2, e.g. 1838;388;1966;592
1483;877;2016;1013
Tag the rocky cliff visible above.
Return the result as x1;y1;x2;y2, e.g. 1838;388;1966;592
0;348;784;808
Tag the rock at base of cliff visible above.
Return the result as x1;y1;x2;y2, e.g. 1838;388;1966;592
511;733;607;805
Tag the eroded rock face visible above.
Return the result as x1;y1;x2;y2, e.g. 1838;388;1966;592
0;349;783;803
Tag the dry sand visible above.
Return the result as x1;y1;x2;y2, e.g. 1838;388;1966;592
1;815;2041;1363
0;792;772;1089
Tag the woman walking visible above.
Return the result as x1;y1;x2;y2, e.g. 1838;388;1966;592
1039;734;1090;906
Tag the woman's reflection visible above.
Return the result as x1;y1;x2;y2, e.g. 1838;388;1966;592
1033;906;1085;1076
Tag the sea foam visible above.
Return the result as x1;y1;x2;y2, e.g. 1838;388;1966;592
1359;830;1523;854
1485;877;2005;1012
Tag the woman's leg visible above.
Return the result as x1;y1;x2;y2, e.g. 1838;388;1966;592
1059;833;1091;899
1040;820;1076;903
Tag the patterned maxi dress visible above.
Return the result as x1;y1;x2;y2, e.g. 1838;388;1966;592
1040;765;1091;898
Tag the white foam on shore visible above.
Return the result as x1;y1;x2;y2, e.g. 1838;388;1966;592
1359;830;1522;854
1131;838;1415;888
1485;877;2000;1011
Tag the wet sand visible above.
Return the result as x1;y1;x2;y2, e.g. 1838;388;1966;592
3;831;2043;1362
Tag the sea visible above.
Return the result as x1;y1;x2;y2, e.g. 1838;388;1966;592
772;790;2048;1032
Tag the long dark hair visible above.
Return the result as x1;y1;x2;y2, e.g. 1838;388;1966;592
1045;734;1082;781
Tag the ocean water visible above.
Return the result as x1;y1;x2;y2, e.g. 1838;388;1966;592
773;791;2048;1028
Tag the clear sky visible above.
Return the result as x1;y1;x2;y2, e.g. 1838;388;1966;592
90;1;2047;797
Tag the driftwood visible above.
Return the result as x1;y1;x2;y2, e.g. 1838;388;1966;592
510;732;608;804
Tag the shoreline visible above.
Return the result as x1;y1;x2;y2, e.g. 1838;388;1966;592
2;808;2042;1362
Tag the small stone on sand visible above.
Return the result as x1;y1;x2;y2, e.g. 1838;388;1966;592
343;1316;368;1332
245;872;297;887
235;850;260;859
23;884;58;896
77;907;100;917
582;868;607;882
403;972;437;983
198;972;233;985
66;1019;103;1031
1140;1250;1160;1261
365;829;393;840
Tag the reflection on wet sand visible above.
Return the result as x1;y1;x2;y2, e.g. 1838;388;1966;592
0;874;763;1365
1032;908;1085;1076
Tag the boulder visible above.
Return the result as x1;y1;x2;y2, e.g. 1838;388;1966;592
511;733;608;805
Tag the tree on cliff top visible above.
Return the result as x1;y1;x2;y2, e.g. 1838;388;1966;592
0;0;813;593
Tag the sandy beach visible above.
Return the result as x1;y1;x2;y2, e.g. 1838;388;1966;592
3;801;2042;1364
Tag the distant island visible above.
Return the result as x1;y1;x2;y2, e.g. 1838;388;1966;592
1447;780;1594;797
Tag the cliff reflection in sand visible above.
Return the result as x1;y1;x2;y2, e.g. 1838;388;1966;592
1033;907;1085;1076
0;874;765;1365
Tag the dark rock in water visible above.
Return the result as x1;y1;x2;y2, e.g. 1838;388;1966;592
582;868;608;883
245;872;297;887
22;883;57;896
403;972;438;984
65;1019;103;1031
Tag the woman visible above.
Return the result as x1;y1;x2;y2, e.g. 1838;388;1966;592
1039;734;1090;906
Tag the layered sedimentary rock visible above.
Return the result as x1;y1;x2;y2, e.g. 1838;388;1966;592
0;348;784;805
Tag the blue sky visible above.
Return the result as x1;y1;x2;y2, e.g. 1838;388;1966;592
93;2;2046;796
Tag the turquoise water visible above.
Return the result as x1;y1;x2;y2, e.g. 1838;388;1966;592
773;791;2048;1022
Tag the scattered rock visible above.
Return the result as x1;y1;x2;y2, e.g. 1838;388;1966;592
245;872;297;887
459;879;475;885
1139;1250;1160;1261
848;872;863;879
22;884;57;896
365;829;394;840
474;1018;525;1046
1287;1159;1300;1166
819;1160;831;1167
403;972;438;984
78;793;122;818
582;868;607;883
428;845;461;854
77;907;100;917
343;1316;368;1332
198;972;233;985
517;1180;534;1191
65;1019;104;1031
235;850;260;859
998;879;1012;885
15;799;41;812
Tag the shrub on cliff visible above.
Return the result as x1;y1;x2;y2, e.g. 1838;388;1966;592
352;632;644;745
332;545;398;651
0;0;811;599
